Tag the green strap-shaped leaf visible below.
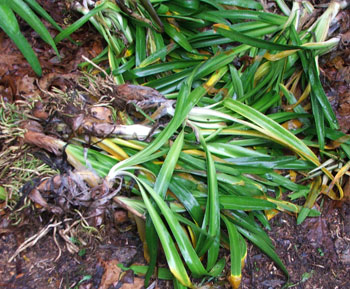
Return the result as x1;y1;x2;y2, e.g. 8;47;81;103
229;65;244;99
199;132;220;271
215;0;263;10
223;210;273;248
309;55;338;130
214;23;305;51
197;10;286;25
219;196;276;211
222;215;242;289
139;43;178;68
311;90;325;151
139;0;163;32
144;215;158;287
163;21;193;52
108;65;227;177
139;179;209;276
297;176;322;225
207;142;268;158
154;130;184;199
9;0;59;56
224;98;320;166
236;225;288;276
124;60;199;79
0;3;42;76
172;0;199;10
133;177;192;287
54;1;108;43
24;0;61;31
289;27;338;130
135;25;146;67
169;177;204;224
145;68;192;90
118;263;173;280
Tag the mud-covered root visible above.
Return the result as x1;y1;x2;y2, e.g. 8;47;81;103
26;170;122;226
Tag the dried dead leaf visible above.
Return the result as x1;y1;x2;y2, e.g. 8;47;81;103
32;101;50;120
0;75;16;102
336;66;350;83
38;73;77;92
116;84;163;102
89;106;113;122
121;277;144;289
16;75;37;98
98;259;145;289
21;120;64;155
327;55;345;70
114;210;128;224
302;217;337;262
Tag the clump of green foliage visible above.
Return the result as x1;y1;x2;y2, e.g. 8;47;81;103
16;0;350;288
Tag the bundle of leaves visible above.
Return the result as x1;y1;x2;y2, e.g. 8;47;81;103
13;0;350;288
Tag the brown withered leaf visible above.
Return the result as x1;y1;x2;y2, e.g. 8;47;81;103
89;106;113;122
21;120;64;155
83;81;166;111
114;210;128;225
302;217;337;263
338;93;350;115
336;92;350;133
336;66;350;84
0;54;19;77
119;269;134;284
24;170;122;226
99;259;144;289
327;55;345;70
59;106;155;139
32;101;49;120
16;75;37;99
0;75;16;103
38;72;77;92
29;188;63;215
121;277;144;289
116;84;163;102
99;259;121;289
26;171;95;213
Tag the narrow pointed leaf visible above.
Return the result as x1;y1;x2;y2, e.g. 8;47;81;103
0;3;42;76
24;0;62;31
237;226;288;276
54;2;108;43
155;130;185;199
9;0;59;56
220;196;276;211
224;99;320;165
214;24;304;51
199;132;220;271
136;178;192;287
222;215;242;289
139;179;209;276
163;21;193;52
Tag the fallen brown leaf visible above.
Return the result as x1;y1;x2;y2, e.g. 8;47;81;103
99;259;144;289
99;260;120;289
121;277;144;289
21;120;64;155
16;75;37;99
114;210;128;224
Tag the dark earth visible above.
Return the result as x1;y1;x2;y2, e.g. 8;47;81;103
1;1;350;288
